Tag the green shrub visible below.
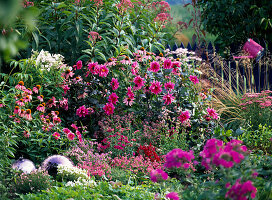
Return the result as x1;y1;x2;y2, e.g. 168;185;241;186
198;0;272;53
239;124;272;154
12;170;52;195
19;181;155;200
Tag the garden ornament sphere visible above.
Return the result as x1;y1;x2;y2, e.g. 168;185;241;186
40;155;74;177
233;39;264;61
12;158;36;174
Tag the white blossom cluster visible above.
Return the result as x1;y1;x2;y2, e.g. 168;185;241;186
57;165;89;181
65;177;96;188
32;50;64;71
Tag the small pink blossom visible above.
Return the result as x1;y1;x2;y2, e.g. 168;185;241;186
163;93;175;105
178;111;190;123
52;132;60;140
163;59;172;69
164;149;194;169
103;103;115;115
165;192;179;200
164;81;175;90
76;105;89;117
108;93;119;105
150;169;168;182
123;97;135;106
98;65;109;77
111;78;119;90
225;179;257;200
149;80;162;95
67;132;75;141
75;60;83;70
148;61;160;72
133;76;145;90
207;107;219;119
189;75;199;85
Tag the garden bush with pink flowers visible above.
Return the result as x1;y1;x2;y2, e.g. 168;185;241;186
1;0;272;200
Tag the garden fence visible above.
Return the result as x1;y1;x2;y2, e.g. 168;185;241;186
166;39;272;93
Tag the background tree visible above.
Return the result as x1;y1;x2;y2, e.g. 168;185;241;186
197;0;272;54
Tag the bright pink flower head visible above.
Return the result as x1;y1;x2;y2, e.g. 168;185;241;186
207;107;219;119
88;62;99;75
178;111;190;123
164;149;194;169
225;179;257;200
111;78;119;90
67;132;75;141
164;81;175;90
165;192;180;200
127;86;135;99
63;128;72;135
163;59;173;69
76;105;89;117
148;61;160;72
149;80;162;95
108;93;119;105
133;76;145;90
189;75;199;85
52;132;60;140
213;150;234;168
98;65;109;77
150;169;168;183
103;103;115;115
163;93;175;105
76;60;83;70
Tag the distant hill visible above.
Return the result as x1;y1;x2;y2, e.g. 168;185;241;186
166;0;190;5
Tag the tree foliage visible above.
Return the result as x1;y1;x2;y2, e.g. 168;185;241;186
198;0;272;52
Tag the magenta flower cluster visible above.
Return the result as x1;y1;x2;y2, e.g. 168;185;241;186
225;179;257;200
164;148;195;169
150;169;168;182
200;139;247;170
